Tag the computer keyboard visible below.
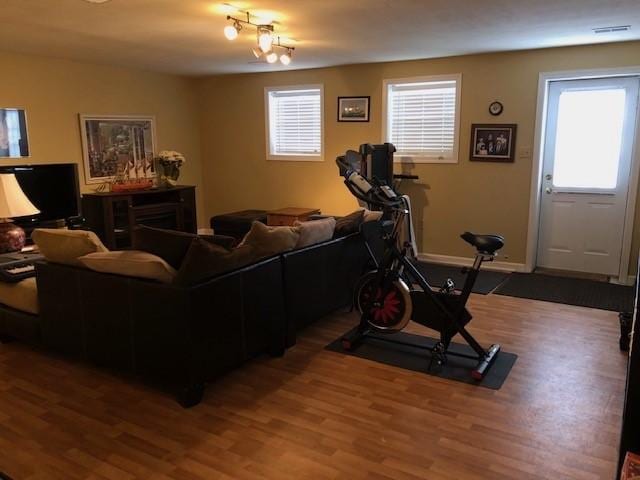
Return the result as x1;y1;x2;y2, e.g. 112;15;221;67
0;253;44;283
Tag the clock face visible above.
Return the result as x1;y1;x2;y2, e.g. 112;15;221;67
489;101;503;116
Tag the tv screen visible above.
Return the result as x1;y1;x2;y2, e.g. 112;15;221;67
0;163;80;223
0;108;29;158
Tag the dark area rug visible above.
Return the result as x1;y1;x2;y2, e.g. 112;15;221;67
414;262;509;295
495;272;634;312
326;328;517;390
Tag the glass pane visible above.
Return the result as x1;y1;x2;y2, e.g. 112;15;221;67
553;88;626;189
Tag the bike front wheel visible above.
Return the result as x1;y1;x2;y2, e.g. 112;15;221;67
355;271;413;332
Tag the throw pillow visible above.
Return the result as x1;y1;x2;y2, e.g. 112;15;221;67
293;217;336;248
78;250;177;284
239;221;300;259
334;210;365;237
32;228;108;267
174;238;257;286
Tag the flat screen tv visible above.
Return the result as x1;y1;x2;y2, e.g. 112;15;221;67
0;163;81;226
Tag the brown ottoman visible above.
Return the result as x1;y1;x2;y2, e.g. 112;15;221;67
210;210;268;243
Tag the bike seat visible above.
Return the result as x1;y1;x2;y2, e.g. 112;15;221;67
460;232;504;255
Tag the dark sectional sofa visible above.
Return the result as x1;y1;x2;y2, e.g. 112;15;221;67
0;231;369;407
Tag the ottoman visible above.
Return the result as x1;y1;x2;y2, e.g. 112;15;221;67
210;210;268;243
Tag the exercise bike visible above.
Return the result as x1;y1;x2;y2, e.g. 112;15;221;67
337;154;504;380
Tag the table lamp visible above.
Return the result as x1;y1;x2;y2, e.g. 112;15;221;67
0;173;40;253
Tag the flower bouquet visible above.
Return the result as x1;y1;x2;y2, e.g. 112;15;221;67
155;150;186;187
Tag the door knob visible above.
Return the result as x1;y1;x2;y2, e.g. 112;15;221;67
545;187;553;194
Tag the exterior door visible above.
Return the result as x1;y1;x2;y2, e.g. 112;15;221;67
537;76;640;276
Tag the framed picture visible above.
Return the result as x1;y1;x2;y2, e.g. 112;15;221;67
80;114;157;184
0;108;29;158
337;96;370;122
470;123;517;162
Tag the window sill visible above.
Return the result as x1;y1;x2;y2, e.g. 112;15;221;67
267;154;324;162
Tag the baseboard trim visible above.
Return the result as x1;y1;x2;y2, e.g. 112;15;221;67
417;253;527;273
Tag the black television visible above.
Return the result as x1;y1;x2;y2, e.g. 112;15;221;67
0;163;81;227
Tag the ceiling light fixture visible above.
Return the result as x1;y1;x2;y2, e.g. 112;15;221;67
223;11;296;65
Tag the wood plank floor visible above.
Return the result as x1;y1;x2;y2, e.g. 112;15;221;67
0;294;627;480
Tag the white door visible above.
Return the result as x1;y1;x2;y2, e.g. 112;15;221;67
537;76;640;276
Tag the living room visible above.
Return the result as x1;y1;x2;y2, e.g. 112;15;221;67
1;1;640;479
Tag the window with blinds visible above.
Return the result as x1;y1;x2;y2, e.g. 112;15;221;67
384;75;461;163
265;85;323;160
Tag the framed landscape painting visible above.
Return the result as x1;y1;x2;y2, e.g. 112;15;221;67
79;114;157;184
470;123;517;162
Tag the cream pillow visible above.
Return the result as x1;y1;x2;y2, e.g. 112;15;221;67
78;250;177;284
239;221;300;259
32;228;108;267
294;217;336;248
361;208;384;223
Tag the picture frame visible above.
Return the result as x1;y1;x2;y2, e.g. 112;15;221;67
337;96;370;122
470;123;517;162
79;114;157;184
0;108;30;158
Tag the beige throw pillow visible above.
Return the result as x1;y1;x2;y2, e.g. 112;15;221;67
239;221;300;259
294;217;336;248
78;250;177;284
361;208;384;223
32;228;108;267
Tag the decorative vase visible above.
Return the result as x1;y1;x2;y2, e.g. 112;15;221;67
157;162;181;188
0;220;26;253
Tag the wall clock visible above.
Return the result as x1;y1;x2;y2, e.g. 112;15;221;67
489;101;503;116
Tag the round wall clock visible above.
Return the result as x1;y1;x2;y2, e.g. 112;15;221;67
489;101;503;116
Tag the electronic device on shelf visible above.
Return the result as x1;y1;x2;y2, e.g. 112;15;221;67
0;252;44;283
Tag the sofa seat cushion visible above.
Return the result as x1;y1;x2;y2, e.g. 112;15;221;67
239;221;300;259
175;238;257;286
32;228;108;267
294;217;336;248
78;250;177;284
0;277;38;315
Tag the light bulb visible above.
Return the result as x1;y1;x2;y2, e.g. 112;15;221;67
258;31;273;52
224;24;239;40
266;51;278;63
280;52;291;65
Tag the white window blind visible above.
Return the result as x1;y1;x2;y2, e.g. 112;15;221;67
385;76;460;162
266;86;322;160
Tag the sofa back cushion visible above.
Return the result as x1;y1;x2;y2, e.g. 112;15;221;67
239;221;300;259
32;228;108;267
174;238;256;286
294;217;336;248
334;210;365;237
132;226;196;270
78;250;177;284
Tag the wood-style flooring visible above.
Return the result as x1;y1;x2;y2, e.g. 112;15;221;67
0;294;627;479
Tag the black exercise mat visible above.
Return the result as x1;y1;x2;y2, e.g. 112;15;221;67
326;328;517;390
414;262;509;295
495;272;634;312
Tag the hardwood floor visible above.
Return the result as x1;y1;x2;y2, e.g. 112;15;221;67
0;294;627;480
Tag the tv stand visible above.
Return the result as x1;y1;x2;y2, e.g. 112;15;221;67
82;186;197;249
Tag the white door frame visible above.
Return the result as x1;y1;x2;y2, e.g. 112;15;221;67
526;66;640;285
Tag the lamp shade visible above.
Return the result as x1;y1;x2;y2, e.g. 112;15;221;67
0;173;40;219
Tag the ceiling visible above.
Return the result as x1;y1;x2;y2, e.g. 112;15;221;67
0;0;638;76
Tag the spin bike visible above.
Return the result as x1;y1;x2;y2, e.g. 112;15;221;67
337;155;504;380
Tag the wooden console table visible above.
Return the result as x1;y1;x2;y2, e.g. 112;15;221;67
267;207;320;226
82;186;197;249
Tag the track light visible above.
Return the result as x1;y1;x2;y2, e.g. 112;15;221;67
224;22;240;40
258;28;273;52
223;12;295;65
280;50;292;65
265;51;278;64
